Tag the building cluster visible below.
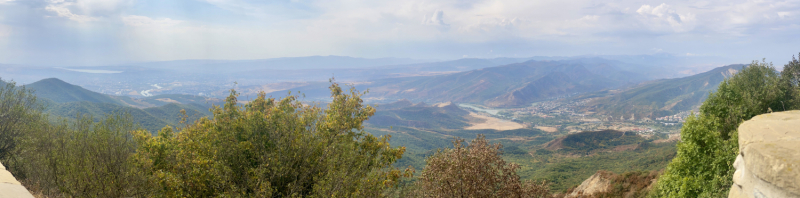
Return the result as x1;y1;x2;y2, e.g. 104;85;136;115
507;99;592;117
630;127;654;133
655;111;691;123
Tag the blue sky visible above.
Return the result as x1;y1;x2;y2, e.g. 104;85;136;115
0;0;798;66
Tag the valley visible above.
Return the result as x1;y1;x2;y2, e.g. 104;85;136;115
0;55;727;193
2;1;792;196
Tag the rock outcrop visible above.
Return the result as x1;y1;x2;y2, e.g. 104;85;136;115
566;171;613;198
729;110;800;198
0;162;34;198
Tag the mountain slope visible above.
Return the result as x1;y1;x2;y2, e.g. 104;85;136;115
586;64;745;119
19;78;215;133
47;101;171;132
365;59;639;107
26;78;125;105
367;102;471;130
486;65;619;107
47;101;210;133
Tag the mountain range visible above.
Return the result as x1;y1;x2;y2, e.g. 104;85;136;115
266;58;653;107
583;64;745;119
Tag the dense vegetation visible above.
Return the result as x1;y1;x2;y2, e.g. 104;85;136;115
651;55;800;197
2;82;415;197
517;140;676;191
557;130;644;155
0;81;42;161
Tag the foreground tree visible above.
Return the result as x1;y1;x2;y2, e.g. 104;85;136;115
132;81;410;197
416;135;550;198
651;58;799;197
12;114;147;197
0;80;42;161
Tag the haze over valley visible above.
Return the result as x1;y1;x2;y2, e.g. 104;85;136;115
2;0;799;197
0;53;746;191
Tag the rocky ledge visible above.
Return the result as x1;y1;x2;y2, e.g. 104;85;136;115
0;162;34;198
730;110;800;198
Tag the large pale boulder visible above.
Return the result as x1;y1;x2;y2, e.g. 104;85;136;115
0;162;34;198
730;110;800;198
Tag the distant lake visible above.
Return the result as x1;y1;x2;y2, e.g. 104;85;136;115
458;104;501;115
59;68;123;74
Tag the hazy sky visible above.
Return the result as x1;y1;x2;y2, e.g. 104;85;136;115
0;0;798;66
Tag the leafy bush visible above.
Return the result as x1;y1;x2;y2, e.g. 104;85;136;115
12;114;147;197
131;82;411;197
415;135;550;198
0;80;42;161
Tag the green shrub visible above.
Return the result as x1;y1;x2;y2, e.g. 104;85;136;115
0;80;42;161
12;114;147;197
131;82;411;197
416;135;550;198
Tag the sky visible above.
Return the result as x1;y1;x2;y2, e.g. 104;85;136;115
0;0;798;66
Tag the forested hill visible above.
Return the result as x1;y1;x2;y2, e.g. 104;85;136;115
18;78;214;133
585;64;746;119
26;78;125;105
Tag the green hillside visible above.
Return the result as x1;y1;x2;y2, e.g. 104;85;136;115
374;99;413;110
25;78;125;105
114;94;219;110
47;101;210;133
143;103;210;125
545;130;646;155
367;102;470;130
47;101;171;133
587;64;746;119
17;78;215;133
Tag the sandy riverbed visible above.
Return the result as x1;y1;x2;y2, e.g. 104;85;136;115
465;112;525;131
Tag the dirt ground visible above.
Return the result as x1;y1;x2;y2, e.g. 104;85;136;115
155;98;181;104
535;126;559;133
465;112;525;131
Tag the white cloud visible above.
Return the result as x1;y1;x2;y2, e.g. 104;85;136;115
122;15;182;27
636;3;696;32
422;10;449;28
45;2;98;22
4;0;800;65
74;0;132;16
777;11;793;19
43;0;131;22
459;17;520;33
